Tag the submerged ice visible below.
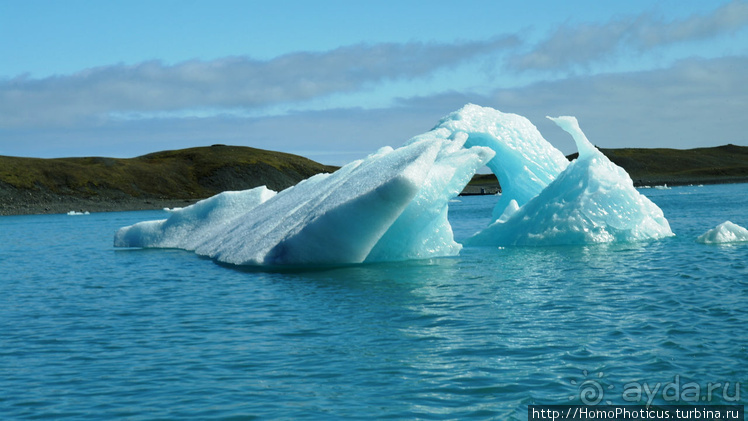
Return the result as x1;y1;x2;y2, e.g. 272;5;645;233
115;104;674;266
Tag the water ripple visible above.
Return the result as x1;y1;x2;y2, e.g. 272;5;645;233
1;186;747;419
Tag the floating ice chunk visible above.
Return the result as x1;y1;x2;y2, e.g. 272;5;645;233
697;221;748;244
432;104;569;221
67;211;90;215
467;116;673;246
115;137;493;266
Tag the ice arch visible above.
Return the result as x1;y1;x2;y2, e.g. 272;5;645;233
428;104;569;221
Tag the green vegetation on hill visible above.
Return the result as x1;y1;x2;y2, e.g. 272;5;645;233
596;144;748;186
464;144;748;194
0;145;336;215
1;143;747;215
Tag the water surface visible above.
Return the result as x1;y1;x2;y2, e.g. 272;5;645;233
1;184;746;419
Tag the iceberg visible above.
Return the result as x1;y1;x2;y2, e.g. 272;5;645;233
467;116;673;246
697;221;748;244
67;210;90;216
115;135;495;266
115;104;674;266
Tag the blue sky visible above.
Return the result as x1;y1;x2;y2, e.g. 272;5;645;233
1;0;747;164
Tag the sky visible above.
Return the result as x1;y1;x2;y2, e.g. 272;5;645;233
1;0;747;164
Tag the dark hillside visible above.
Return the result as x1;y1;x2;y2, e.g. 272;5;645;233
2;143;747;215
0;145;336;215
566;144;748;186
463;144;748;194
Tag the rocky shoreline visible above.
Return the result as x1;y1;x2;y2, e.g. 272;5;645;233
0;192;199;216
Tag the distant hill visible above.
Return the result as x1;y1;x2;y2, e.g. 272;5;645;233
463;144;748;194
583;144;748;186
2;143;747;215
0;145;337;215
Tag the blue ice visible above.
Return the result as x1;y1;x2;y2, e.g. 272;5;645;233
115;134;494;266
466;114;673;246
115;104;674;266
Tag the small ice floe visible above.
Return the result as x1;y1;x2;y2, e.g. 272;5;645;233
163;207;183;212
697;221;748;244
654;184;671;190
67;210;90;216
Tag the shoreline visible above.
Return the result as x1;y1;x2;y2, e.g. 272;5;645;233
0;196;200;217
4;178;747;217
3;143;746;217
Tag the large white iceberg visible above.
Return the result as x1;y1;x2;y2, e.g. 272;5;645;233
115;104;674;266
697;221;748;244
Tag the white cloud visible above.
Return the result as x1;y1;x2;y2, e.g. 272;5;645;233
635;0;748;47
0;37;518;128
511;0;748;71
494;56;748;152
2;7;746;163
3;56;745;163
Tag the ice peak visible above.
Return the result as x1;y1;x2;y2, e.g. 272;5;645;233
547;115;597;158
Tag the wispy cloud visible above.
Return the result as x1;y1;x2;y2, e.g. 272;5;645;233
4;56;745;162
0;37;519;128
511;0;748;71
2;4;746;161
497;56;748;151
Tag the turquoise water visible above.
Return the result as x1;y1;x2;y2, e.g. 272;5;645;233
1;184;746;420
